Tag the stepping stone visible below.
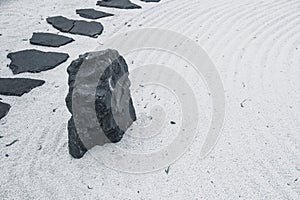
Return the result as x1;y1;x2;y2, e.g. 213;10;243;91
69;21;103;37
47;16;103;38
46;16;74;32
0;78;45;96
96;0;141;9
66;49;136;158
141;0;160;2
0;102;10;120
76;9;114;19
30;32;74;47
7;49;69;74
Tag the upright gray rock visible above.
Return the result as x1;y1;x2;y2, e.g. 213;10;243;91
66;49;136;158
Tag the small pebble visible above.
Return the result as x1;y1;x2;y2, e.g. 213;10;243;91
87;185;93;189
165;166;170;174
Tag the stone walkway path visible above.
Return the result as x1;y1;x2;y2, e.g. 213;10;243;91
0;0;160;121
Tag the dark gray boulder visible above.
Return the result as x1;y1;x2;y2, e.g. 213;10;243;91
96;0;141;9
76;9;114;19
0;102;10;120
66;49;136;158
30;32;74;47
47;16;104;38
0;78;45;96
7;49;69;74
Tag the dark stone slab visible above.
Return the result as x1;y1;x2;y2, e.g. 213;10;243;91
69;21;104;37
141;0;160;2
47;16;104;38
7;49;69;74
96;0;141;9
30;32;74;47
0;102;10;120
76;8;114;19
0;78;45;96
65;49;136;158
46;16;74;32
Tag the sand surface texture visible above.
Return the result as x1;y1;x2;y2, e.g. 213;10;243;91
0;0;299;199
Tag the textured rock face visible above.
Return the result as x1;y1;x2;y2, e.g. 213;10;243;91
66;49;136;158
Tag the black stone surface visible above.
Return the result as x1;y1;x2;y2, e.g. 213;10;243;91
47;16;104;38
7;49;69;74
0;78;45;96
96;0;141;9
141;0;160;2
46;16;74;32
67;117;87;158
65;49;136;158
0;102;10;120
76;8;114;19
30;32;74;47
69;21;104;37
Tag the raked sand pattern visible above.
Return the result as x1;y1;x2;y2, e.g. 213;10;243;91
0;0;300;199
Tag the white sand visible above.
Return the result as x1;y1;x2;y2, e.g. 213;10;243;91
0;0;300;199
